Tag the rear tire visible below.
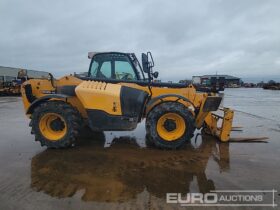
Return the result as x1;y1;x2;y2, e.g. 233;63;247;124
146;102;195;149
31;101;82;148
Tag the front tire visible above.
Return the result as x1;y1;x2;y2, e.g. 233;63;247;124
146;102;195;149
31;101;82;148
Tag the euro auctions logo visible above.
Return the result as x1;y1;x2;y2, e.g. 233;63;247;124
166;190;277;207
167;192;218;204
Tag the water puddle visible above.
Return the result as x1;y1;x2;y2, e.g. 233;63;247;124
31;131;230;202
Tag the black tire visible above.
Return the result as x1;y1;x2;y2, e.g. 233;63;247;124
145;102;195;149
30;100;82;148
145;134;155;148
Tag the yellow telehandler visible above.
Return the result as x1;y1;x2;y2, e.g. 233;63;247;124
21;52;234;149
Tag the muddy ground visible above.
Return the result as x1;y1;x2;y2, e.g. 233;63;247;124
0;88;279;210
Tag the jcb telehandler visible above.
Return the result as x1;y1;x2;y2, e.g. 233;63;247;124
21;52;234;149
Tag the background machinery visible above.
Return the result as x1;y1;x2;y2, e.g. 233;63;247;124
0;69;28;96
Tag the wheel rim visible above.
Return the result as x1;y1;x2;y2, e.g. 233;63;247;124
39;113;67;141
156;113;186;141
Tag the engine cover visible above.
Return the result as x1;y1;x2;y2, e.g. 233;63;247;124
75;81;148;131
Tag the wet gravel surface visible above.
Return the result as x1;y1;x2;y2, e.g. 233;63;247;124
0;88;279;209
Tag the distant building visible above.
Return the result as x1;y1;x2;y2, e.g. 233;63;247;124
192;76;201;84
0;66;49;82
192;74;241;87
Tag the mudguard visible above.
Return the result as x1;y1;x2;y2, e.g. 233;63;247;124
26;94;68;114
146;94;195;110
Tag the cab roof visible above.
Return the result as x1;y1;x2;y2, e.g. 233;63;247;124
88;52;132;59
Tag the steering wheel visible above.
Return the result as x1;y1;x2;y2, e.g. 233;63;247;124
121;72;133;80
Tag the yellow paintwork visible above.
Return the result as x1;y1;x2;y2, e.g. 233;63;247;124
21;79;55;116
195;98;210;129
195;95;221;128
204;108;234;142
39;113;67;141
75;81;122;115
21;75;234;142
21;76;206;117
21;76;87;118
219;108;234;141
156;113;186;141
120;82;206;110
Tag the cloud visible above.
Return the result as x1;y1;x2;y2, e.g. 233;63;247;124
0;0;279;82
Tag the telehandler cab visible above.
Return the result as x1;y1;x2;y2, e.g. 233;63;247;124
21;52;234;149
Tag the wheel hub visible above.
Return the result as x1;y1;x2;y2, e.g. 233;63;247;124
163;119;176;132
50;118;65;131
156;112;186;141
39;113;67;141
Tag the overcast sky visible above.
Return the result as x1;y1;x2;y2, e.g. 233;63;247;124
0;0;280;82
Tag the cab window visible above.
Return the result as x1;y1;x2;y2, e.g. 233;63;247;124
89;53;138;80
115;60;136;80
90;60;112;79
98;61;111;78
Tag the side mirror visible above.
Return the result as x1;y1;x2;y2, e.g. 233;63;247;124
152;71;159;78
141;53;149;73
